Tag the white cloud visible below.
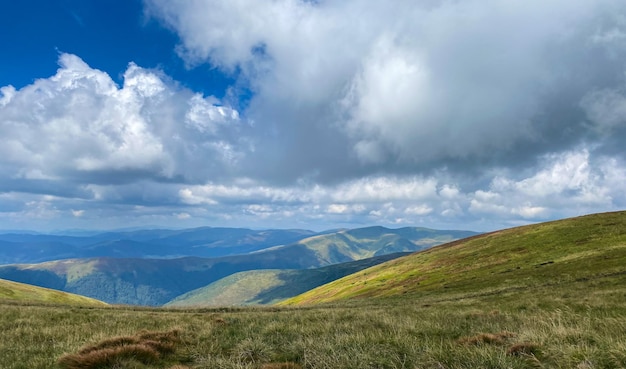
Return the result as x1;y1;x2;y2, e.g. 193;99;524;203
331;176;438;203
147;0;626;174
405;205;433;216
185;94;239;134
327;204;348;214
0;86;16;106
0;53;241;186
71;209;85;217
175;212;191;220
513;205;548;219
468;149;618;222
439;185;461;200
509;150;594;198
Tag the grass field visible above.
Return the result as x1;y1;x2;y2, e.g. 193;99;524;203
2;281;626;369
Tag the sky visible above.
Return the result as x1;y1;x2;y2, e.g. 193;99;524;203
1;0;626;233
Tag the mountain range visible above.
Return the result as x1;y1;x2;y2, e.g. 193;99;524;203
0;227;319;264
0;226;477;305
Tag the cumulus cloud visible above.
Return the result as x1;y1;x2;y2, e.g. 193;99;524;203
146;0;626;178
173;162;626;230
469;149;624;222
0;53;242;189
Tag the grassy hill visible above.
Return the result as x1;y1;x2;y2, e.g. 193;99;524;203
0;226;474;305
2;212;626;369
282;210;626;305
286;226;476;263
165;252;409;307
0;278;107;306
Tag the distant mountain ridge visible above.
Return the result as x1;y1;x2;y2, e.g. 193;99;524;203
0;227;318;264
0;226;478;305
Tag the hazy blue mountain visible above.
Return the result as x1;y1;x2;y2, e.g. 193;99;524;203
0;228;318;264
0;226;479;305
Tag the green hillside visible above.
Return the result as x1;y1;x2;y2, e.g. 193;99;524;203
291;226;476;263
165;253;409;307
0;278;107;306
282;211;626;305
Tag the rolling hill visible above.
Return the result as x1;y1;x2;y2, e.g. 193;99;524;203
164;252;410;307
0;226;476;305
0;278;107;306
281;211;626;305
288;226;475;263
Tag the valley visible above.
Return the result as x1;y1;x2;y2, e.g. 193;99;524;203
0;226;475;305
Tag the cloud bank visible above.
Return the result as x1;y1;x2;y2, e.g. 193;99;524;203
2;0;626;231
146;0;626;174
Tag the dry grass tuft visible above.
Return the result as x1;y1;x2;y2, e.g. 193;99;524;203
457;331;516;346
506;342;541;356
168;366;192;369
213;317;227;325
58;344;160;369
138;328;181;343
77;336;139;355
57;329;181;369
142;339;177;354
260;363;303;369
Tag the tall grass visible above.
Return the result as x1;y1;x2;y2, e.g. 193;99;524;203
2;283;626;369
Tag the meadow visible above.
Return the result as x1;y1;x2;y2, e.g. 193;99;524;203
2;279;626;369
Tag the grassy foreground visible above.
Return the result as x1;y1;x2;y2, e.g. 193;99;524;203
2;284;626;369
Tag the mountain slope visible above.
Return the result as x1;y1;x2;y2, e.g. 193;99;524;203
0;249;322;306
0;226;477;305
0;278;107;306
165;252;410;307
281;211;626;305
259;226;477;264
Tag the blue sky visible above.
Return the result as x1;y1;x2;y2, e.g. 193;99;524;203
1;0;626;232
0;0;233;97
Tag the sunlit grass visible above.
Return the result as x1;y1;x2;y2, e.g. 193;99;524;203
0;279;106;306
2;285;626;369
